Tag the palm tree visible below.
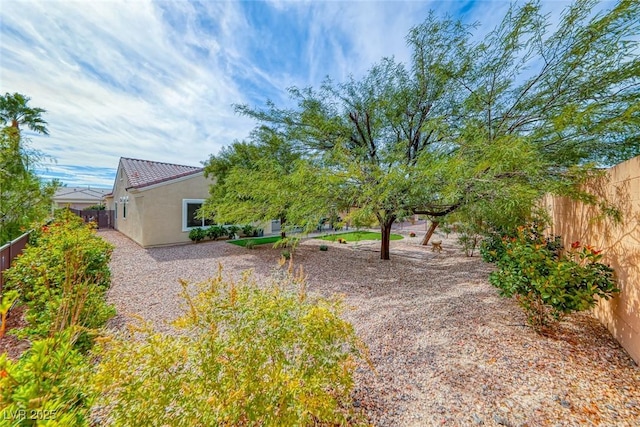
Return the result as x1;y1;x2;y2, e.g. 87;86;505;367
0;92;48;135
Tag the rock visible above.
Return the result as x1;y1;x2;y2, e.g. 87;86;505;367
493;414;511;426
472;413;484;424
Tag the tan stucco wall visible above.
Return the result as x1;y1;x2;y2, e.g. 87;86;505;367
544;155;640;364
107;170;213;247
108;172;145;246
138;175;212;247
105;162;274;247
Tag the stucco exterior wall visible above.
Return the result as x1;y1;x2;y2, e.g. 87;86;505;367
138;175;212;247
105;160;274;248
543;155;640;364
108;171;145;246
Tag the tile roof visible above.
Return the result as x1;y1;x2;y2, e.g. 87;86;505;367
54;187;110;202
120;157;203;189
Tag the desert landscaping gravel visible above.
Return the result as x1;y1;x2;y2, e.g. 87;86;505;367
100;228;640;427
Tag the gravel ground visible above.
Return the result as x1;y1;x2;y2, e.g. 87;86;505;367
100;228;640;427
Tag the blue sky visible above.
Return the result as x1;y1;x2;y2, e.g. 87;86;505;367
1;0;605;188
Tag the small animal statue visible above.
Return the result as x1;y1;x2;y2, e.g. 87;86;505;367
431;240;443;253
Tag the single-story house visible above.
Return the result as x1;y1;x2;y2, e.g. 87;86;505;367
105;157;217;247
53;187;110;210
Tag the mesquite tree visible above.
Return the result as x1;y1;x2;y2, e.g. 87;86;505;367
201;127;334;238
217;0;640;260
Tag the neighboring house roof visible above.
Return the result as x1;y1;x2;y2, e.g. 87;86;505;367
54;187;110;203
120;157;203;190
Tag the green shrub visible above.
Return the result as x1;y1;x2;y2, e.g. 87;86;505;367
83;205;105;211
244;239;257;249
225;225;240;239
205;225;224;240
0;330;93;425
281;249;291;260
488;226;619;332
241;224;255;237
319;244;328;251
480;223;563;264
91;268;368;426
0;290;19;339
189;227;206;242
4;209;115;346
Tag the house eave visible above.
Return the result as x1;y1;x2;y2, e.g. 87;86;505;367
124;171;206;193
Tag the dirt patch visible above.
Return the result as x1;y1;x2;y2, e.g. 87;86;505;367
0;304;31;360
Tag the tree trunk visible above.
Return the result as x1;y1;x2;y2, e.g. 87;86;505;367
380;217;396;260
421;221;439;246
280;216;286;239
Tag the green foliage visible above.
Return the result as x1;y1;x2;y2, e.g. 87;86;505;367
272;236;300;249
83;205;105;211
228;235;282;247
4;209;114;347
229;0;639;260
0;92;49;135
225;225;240;239
91;268;368;426
188;227;206;242
205;225;224;240
319;244;329;251
244;239;257;249
241;224;255;237
202;129;334;239
0;290;19;339
317;231;403;242
449;216;484;257
457;232;480;257
0;330;93;426
488;225;619;332
281;249;291;260
0;127;58;244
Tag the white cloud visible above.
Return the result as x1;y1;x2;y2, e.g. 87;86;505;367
2;0;254;175
2;0;618;187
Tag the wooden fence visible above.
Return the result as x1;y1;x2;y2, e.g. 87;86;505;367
70;208;114;229
0;231;30;293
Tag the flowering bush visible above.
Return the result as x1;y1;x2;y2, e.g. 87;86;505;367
488;226;618;332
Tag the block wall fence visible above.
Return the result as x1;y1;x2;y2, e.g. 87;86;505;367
544;155;640;364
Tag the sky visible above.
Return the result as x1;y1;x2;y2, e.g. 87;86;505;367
0;0;613;188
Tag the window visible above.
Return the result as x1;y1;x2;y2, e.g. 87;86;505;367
114;202;118;219
182;199;213;231
123;203;127;219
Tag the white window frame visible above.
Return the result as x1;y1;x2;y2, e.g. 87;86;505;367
182;199;208;231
